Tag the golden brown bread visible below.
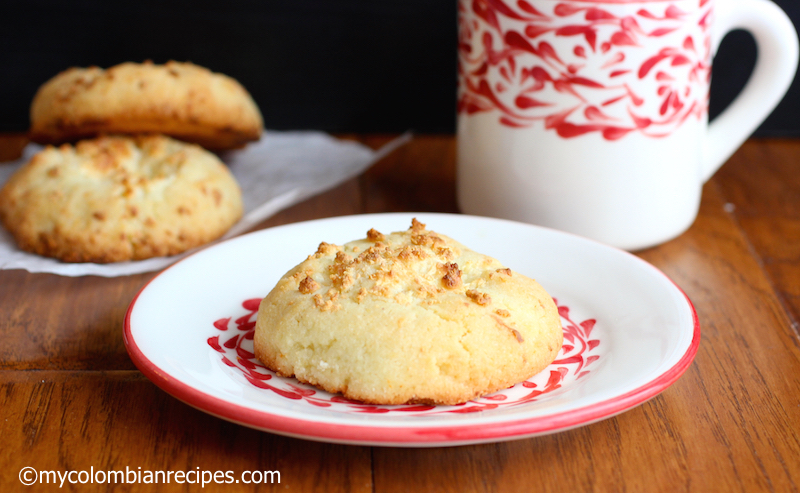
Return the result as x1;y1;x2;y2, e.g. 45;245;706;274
29;61;263;150
0;135;243;263
254;219;563;405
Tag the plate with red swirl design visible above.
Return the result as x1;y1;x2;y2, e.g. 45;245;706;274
124;213;699;447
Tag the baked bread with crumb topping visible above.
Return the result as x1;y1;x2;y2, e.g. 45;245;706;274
254;219;562;405
0;134;243;263
29;61;263;150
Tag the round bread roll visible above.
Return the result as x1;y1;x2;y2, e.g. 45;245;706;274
254;219;563;405
0;135;243;263
29;61;263;150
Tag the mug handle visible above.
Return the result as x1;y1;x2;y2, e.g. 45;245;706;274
703;0;799;182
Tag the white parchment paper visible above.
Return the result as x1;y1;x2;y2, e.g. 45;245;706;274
0;131;410;277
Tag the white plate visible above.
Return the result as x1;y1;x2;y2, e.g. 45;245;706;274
124;213;699;447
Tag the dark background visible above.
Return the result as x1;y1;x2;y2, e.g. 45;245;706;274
1;1;798;135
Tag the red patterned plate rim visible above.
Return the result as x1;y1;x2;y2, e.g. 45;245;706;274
123;213;700;447
206;295;604;416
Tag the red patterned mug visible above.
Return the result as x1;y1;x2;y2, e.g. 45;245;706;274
456;0;798;250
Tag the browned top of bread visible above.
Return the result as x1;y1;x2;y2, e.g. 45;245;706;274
29;61;263;150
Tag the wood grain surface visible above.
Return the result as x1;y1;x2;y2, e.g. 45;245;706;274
0;134;798;492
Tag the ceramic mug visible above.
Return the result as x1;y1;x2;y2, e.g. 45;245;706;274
456;0;798;250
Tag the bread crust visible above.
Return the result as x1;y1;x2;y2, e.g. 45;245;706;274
29;61;263;150
0;135;243;263
254;219;563;405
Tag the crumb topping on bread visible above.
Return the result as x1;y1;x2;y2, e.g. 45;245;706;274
282;219;524;314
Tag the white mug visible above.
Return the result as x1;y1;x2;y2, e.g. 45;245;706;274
456;0;799;250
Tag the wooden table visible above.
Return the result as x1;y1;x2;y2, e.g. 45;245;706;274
0;134;798;492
